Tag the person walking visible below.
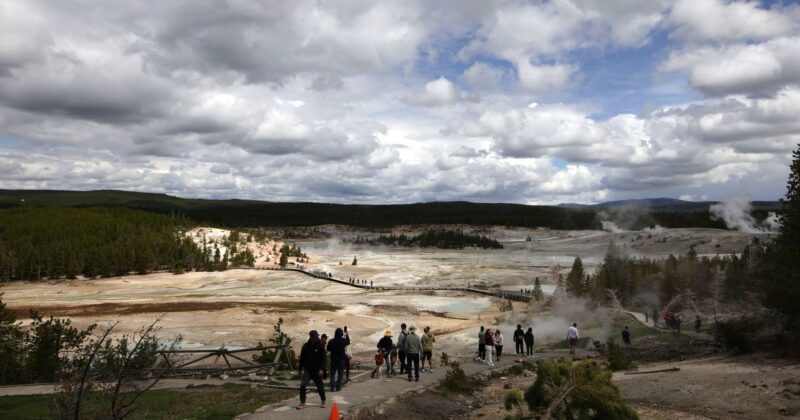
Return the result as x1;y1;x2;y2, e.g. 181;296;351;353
484;328;495;366
343;326;352;383
567;323;579;355
622;326;631;346
404;325;423;382
513;324;525;355
524;327;534;356
297;330;326;409
494;329;504;361
326;327;349;391
374;329;393;378
397;323;409;375
694;315;702;333
421;326;435;372
372;348;386;381
652;308;659;328
320;333;329;380
389;343;398;376
478;326;486;361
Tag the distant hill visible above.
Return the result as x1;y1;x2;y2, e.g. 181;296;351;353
558;197;780;212
0;189;780;229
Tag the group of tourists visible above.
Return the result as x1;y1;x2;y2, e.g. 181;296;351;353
372;323;436;382
477;324;535;366
347;277;372;287
296;326;352;409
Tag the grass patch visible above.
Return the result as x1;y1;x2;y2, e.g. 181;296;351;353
0;383;293;420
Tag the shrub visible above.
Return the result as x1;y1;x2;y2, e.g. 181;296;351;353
438;352;471;394
606;339;632;371
525;358;638;419
714;318;753;354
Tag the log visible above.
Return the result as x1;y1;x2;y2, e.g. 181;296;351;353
624;367;680;375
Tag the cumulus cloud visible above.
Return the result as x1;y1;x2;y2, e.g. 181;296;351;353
662;37;800;96
668;0;797;42
407;77;464;106
461;61;507;88
0;0;795;204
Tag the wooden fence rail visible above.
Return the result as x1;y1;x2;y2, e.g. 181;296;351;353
154;341;294;375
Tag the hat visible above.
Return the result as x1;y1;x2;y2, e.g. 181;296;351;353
309;330;319;338
384;329;392;337
409;325;417;332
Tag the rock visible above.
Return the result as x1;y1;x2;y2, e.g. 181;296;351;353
205;374;211;381
523;370;534;377
503;383;512;389
220;373;230;380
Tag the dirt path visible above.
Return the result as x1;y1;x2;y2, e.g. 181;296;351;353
624;310;712;340
614;354;800;419
240;349;596;420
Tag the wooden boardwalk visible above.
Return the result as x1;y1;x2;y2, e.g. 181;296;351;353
250;265;532;302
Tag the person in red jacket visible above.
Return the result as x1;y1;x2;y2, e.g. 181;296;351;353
484;328;495;367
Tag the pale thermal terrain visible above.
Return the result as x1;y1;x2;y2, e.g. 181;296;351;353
2;226;756;356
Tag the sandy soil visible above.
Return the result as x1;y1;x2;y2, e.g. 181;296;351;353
614;355;800;419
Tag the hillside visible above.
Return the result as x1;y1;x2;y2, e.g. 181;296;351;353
0;189;780;229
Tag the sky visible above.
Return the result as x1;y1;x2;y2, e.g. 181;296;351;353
1;0;799;205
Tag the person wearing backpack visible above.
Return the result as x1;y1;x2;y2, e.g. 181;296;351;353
397;323;409;374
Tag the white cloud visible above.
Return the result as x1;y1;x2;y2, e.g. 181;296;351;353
462;62;506;88
669;0;797;42
408;77;462;106
663;36;800;96
516;60;577;93
0;0;795;204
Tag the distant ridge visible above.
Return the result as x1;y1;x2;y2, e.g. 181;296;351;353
0;189;780;229
558;197;779;212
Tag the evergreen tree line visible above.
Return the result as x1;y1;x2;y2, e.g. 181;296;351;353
352;229;503;249
565;241;766;308
565;143;800;339
0;207;204;281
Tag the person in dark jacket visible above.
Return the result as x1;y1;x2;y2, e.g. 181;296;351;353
297;330;326;409
524;327;534;356
513;324;525;355
375;329;394;378
326;327;350;391
397;323;408;374
622;326;631;346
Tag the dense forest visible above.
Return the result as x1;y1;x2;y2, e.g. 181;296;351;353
0;189;778;229
565;240;766;309
352;230;503;249
0;207;204;281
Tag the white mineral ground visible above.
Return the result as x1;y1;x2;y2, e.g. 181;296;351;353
1;226;755;359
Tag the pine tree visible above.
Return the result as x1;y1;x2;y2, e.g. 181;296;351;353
279;252;288;268
533;277;544;302
765;144;800;331
566;257;586;296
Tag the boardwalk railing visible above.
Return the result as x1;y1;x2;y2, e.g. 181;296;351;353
250;265;532;302
154;340;294;375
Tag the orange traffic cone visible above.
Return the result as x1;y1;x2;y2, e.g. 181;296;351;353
329;402;340;420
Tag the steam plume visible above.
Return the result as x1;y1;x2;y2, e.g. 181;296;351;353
709;195;779;233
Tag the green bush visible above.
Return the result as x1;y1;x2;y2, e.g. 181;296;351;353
606;339;632;371
438;353;471;394
525;358;638;419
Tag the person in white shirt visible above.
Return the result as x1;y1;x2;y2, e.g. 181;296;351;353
566;323;580;355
